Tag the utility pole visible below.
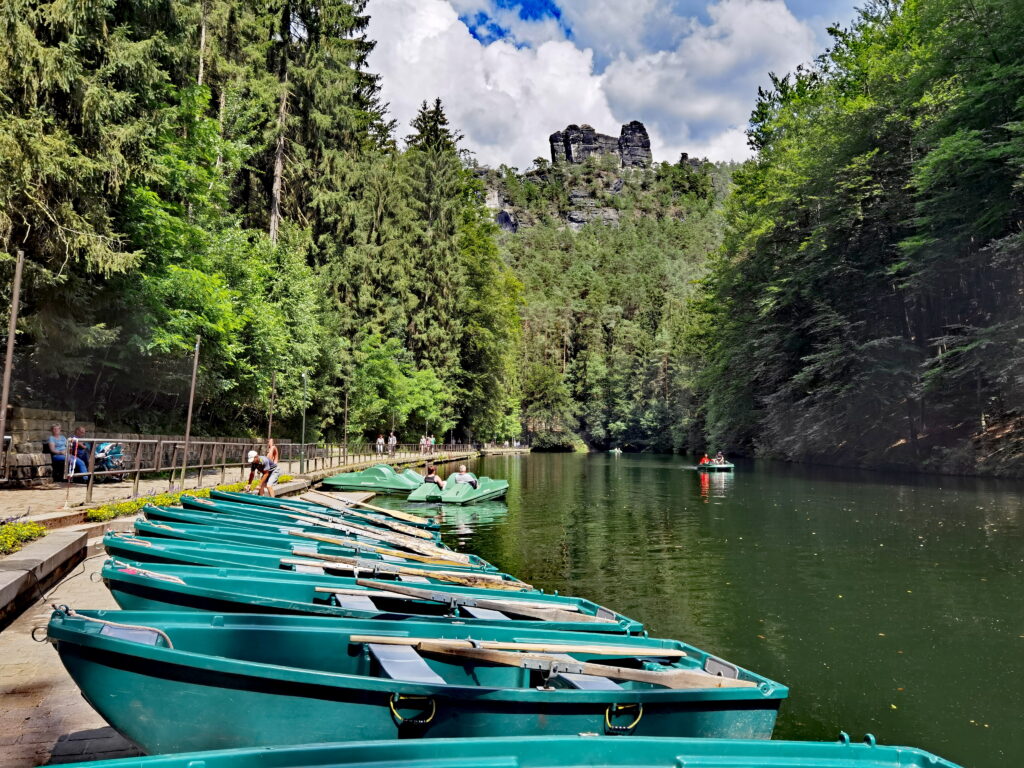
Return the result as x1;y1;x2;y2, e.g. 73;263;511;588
299;371;307;473
267;371;276;440
179;335;201;490
0;251;25;481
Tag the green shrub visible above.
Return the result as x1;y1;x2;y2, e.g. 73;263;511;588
85;481;251;522
0;521;48;555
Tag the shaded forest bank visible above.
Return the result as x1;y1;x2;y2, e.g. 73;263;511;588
688;0;1024;479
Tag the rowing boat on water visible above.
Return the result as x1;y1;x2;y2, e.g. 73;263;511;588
179;495;443;544
100;559;641;633
321;463;425;494
207;489;440;531
141;505;474;566
103;533;527;588
47;610;786;752
130;519;501;572
46;735;962;768
696;463;734;472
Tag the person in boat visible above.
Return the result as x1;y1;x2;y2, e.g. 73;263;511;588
450;464;478;490
699;453;710;465
423;464;445;490
715;450;725;464
245;450;281;497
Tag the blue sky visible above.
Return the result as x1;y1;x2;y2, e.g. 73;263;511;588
367;0;862;165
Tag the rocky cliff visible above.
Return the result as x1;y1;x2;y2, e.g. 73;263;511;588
549;121;652;168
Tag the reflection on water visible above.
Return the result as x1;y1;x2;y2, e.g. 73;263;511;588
698;469;734;502
435;452;1024;768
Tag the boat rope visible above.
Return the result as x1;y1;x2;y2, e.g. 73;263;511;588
109;559;187;584
48;605;175;649
604;702;643;734
388;693;437;726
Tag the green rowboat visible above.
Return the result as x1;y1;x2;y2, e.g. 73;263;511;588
697;463;734;472
179;495;443;544
207;489;440;531
101;559;641;633
407;473;509;504
103;533;526;587
47;735;961;768
132;520;500;572
47;609;786;751
321;464;425;494
141;505;470;565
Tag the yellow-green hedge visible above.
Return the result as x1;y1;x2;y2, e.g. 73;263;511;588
86;482;250;522
0;521;48;555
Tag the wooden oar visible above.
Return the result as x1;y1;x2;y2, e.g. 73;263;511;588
288;530;474;568
304;490;433;526
280;513;468;564
414;644;756;689
349;634;687;658
354;579;615;624
297;495;434;540
315;586;587;624
285;553;526;590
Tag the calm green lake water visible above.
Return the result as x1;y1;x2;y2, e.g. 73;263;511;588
433;453;1023;768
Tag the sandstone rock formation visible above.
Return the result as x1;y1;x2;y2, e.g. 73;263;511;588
549;121;652;168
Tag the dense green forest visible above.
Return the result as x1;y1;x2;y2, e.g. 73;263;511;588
0;0;519;441
693;0;1024;474
2;0;1022;473
488;157;725;451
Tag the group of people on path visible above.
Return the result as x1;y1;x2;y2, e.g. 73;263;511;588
374;433;399;456
698;450;728;465
423;463;478;491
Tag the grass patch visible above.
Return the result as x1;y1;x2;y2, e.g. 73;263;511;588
0;520;48;555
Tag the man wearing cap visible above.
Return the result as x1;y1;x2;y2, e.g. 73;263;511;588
245;449;280;497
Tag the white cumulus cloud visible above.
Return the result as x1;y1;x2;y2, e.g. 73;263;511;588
366;0;828;166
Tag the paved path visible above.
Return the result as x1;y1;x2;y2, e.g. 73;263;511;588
0;540;140;767
1;452;477;519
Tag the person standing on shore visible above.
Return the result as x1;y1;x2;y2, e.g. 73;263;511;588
245;450;280;497
267;437;279;464
375;434;385;455
387;432;397;456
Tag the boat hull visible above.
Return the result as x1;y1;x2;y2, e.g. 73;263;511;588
43;735;962;768
48;611;786;754
101;559;640;633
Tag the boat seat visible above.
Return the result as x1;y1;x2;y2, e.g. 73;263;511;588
369;643;447;685
459;605;510;621
330;593;378;611
398;574;431;583
548;654;622;690
292;563;325;575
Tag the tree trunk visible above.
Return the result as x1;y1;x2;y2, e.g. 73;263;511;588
269;86;289;243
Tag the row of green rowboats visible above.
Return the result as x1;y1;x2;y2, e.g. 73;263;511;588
46;484;960;768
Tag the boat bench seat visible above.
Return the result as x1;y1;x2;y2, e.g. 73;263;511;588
369;643;447;685
548;654;622;691
331;594;378;611
460;605;510;621
398;574;431;584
